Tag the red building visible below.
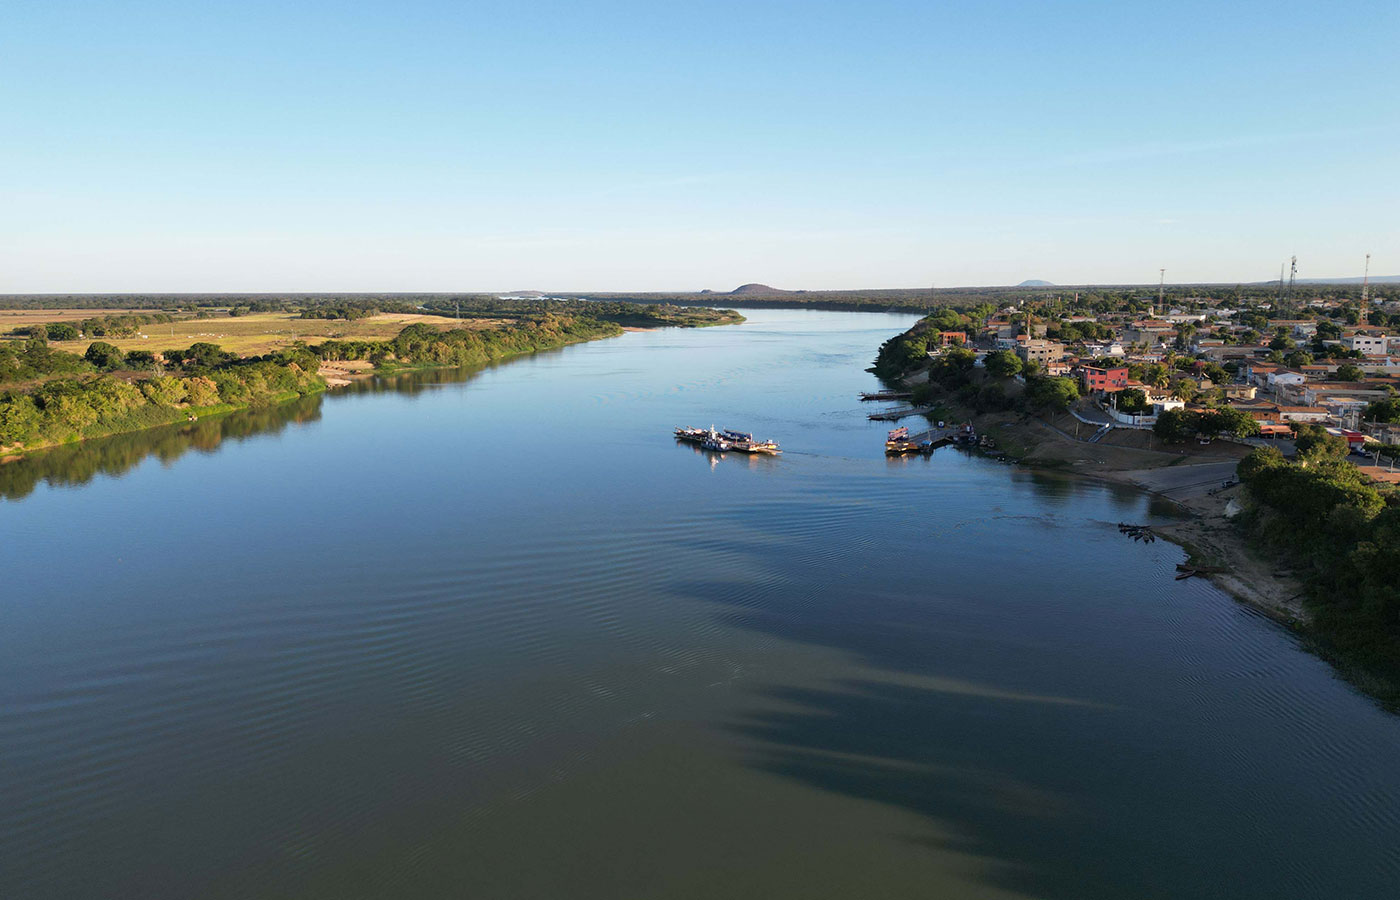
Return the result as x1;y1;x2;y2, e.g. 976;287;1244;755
1080;366;1130;393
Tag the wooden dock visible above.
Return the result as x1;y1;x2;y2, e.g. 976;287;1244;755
868;405;934;421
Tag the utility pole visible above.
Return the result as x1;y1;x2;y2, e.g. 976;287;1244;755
1157;268;1165;318
1286;255;1298;303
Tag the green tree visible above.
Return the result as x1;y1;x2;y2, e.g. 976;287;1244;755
0;395;42;445
1294;424;1348;461
984;350;1023;378
140;376;187;407
1023;375;1078;411
1237;446;1286;481
84;341;126;371
1153;408;1196;443
1115;388;1149;414
1364;397;1400;424
1336;363;1363;382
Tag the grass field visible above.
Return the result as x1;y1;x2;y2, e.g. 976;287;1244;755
7;312;490;357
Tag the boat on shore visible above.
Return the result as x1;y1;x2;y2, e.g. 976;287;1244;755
675;426;781;455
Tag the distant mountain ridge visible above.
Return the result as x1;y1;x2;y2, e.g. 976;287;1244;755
1017;279;1055;287
730;283;788;294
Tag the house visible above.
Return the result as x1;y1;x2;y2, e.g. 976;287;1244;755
1083;341;1125;357
1362;421;1400;444
1123;320;1175;345
1199;344;1269;362
1016;339;1065;368
1355;466;1400;486
1243;361;1280;387
1080;366;1130;394
1343;333;1388;355
1222;384;1257;400
936;331;967;347
1277;406;1331;424
1266;370;1306;391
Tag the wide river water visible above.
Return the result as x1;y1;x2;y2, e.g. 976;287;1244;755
3;309;1398;898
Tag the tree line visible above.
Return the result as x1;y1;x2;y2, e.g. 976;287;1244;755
1236;442;1400;702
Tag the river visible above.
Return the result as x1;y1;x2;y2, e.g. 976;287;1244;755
2;309;1398;898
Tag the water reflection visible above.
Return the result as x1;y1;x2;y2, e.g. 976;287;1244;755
0;395;325;502
0;366;513;504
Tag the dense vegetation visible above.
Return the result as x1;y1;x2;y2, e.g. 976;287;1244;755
580;281;1400;314
1236;444;1400;702
0;338;325;453
417;297;742;329
910;347;1080;416
298;299;423;320
9;313;177;340
1152;407;1261;442
871;308;988;379
0;313;626;455
312;314;623;367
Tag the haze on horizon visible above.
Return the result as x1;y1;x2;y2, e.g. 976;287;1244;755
3;0;1396;294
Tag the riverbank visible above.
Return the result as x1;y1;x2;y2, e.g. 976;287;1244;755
2;315;638;461
901;383;1309;623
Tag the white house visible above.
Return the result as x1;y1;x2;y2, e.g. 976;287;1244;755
1266;370;1306;390
1343;334;1388;355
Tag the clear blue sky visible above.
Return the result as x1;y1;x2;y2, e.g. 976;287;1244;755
3;0;1397;292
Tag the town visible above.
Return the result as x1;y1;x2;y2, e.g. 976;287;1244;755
896;282;1400;486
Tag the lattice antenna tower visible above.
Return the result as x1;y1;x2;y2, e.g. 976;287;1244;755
1361;253;1372;325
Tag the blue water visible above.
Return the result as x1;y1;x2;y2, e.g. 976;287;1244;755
2;309;1397;899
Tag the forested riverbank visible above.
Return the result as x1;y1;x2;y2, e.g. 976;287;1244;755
0;314;625;459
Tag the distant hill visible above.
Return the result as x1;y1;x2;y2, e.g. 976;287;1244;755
1017;279;1055;287
730;283;787;294
499;290;546;298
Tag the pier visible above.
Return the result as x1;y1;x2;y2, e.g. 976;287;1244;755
868;405;935;421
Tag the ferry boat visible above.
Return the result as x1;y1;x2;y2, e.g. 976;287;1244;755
675;426;781;455
884;425;944;455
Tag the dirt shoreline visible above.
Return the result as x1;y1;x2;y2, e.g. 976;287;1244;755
317;360;375;387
